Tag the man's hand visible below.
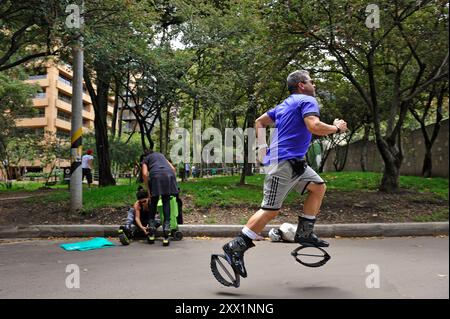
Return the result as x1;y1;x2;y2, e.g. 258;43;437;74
257;146;267;164
333;118;348;133
142;226;149;235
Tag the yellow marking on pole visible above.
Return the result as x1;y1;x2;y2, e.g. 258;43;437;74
71;127;83;145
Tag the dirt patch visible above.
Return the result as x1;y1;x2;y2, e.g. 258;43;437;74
0;188;447;226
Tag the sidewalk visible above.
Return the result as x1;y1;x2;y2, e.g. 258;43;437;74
0;222;447;238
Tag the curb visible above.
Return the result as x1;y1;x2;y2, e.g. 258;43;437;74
0;222;448;239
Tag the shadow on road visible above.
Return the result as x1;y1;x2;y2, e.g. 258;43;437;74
215;291;253;298
289;286;355;298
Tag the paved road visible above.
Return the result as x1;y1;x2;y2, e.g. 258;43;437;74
0;236;448;299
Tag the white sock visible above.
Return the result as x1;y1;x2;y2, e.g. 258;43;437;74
241;226;258;240
301;214;316;220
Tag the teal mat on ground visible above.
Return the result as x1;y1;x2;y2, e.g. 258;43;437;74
60;237;116;251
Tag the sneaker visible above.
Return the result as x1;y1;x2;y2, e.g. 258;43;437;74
222;236;254;278
294;217;329;247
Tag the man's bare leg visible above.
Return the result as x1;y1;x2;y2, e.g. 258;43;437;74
245;209;279;234
222;209;279;277
302;182;326;216
295;182;329;247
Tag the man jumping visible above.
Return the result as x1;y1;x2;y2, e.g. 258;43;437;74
221;70;348;278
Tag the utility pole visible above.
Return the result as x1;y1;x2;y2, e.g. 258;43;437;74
67;2;84;211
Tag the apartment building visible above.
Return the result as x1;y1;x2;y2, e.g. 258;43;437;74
8;61;115;177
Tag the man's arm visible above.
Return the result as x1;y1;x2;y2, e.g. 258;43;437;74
304;116;347;136
255;113;274;163
255;113;274;145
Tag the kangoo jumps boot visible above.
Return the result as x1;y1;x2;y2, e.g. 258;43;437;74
222;235;255;278
118;226;130;246
162;221;171;246
147;219;158;244
294;217;329;247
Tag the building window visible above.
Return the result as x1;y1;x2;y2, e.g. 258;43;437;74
58;74;72;87
56;129;70;140
83;103;90;112
16;108;45;119
35;108;45;117
57;109;71;122
58;91;72;104
14;127;44;137
29;74;47;80
83;119;90;128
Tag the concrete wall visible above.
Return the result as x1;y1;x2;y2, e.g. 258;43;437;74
324;119;449;177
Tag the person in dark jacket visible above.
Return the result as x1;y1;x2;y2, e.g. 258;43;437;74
142;150;178;246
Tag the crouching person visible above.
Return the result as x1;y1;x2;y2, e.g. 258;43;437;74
118;186;160;245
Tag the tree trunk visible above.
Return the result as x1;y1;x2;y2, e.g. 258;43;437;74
376;137;401;192
318;140;332;173
158;112;163;153
164;104;171;156
84;63;116;187
111;77;120;137
239;90;256;185
422;148;432;178
118;107;123;139
333;144;349;172
379;159;400;193
360;125;370;172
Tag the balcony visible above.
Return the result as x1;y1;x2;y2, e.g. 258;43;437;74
16;117;47;127
82;110;94;121
56;99;71;113
56;80;72;96
29;74;47;80
55;118;71;131
33;97;48;107
25;75;49;87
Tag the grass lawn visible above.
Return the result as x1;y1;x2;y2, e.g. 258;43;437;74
0;181;69;192
11;171;448;213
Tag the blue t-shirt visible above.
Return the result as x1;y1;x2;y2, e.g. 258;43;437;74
264;94;320;165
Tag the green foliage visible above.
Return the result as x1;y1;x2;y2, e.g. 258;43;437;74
27;182;140;211
0;1;63;71
83;132;143;173
0;72;37;156
0;181;67;192
6;173;447;215
414;208;449;222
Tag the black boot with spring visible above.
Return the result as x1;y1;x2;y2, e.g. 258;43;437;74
147;219;157;244
294;217;329;247
118;225;131;245
222;234;255;278
162;221;171;246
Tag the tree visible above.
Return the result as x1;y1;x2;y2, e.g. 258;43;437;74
0;71;37;185
409;81;448;177
58;0;162;186
40;132;71;187
0;0;62;71
315;72;368;172
181;0;281;184
267;0;449;192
